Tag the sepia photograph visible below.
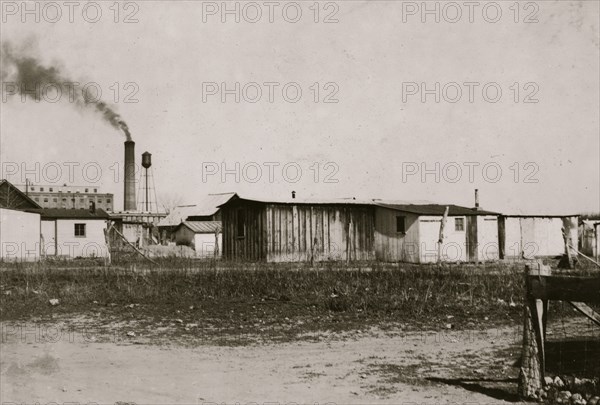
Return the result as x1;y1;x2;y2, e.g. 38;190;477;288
0;0;599;404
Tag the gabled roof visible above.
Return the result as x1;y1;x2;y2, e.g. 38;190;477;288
177;221;221;234
158;193;235;227
27;208;109;220
374;203;499;216
0;179;41;210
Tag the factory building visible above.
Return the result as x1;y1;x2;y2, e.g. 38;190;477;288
15;183;114;212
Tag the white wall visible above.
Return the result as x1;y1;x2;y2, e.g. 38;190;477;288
503;216;578;258
193;233;222;258
477;216;499;261
52;219;108;258
41;220;56;256
0;208;40;261
418;216;468;263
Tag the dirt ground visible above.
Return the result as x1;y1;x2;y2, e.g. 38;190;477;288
1;319;524;404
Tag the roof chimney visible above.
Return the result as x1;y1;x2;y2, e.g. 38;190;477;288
291;191;296;199
474;189;480;210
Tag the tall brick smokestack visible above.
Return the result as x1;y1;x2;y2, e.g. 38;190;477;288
124;141;136;211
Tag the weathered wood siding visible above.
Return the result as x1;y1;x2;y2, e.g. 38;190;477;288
222;201;375;262
266;204;375;262
221;201;266;261
374;208;420;263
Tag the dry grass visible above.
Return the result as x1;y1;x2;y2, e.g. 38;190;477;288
0;258;596;342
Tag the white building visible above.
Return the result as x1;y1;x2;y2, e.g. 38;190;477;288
174;221;222;257
0;208;41;261
499;215;579;259
30;208;110;258
374;203;500;263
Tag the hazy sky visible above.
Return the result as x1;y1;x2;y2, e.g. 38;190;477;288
1;0;598;214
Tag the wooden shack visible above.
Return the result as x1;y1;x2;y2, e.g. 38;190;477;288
219;195;375;262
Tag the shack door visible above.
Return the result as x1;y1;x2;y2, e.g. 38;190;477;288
466;216;478;262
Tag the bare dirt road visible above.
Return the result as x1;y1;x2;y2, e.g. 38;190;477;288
1;321;522;404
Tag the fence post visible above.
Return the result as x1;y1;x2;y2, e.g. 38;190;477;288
518;261;549;399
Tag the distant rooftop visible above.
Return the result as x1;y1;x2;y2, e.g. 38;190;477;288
26;208;110;220
375;202;499;216
158;193;236;227
178;221;222;233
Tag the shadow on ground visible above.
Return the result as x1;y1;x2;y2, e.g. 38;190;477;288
426;377;520;402
545;339;600;378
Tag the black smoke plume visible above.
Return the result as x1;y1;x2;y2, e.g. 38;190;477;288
1;41;132;141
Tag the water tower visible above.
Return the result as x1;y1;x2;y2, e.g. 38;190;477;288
137;151;158;212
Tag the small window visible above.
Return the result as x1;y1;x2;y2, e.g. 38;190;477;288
107;199;111;203
74;223;86;237
34;197;39;202
396;216;406;233
49;188;53;192
62;198;66;202
94;188;97;193
53;198;57;202
455;218;465;232
80;198;85;203
85;188;89;192
31;187;35;191
236;209;245;238
40;187;44;192
98;199;103;203
43;198;48;203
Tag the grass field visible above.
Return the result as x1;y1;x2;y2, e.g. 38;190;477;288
0;259;539;343
1;259;597;343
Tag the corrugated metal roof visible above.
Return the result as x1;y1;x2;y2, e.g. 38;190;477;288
158;193;235;227
179;221;221;233
375;203;499;216
221;194;497;215
27;208;110;219
218;194;374;206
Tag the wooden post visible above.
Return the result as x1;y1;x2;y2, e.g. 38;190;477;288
103;222;113;266
346;217;353;264
437;206;449;263
562;227;573;269
518;261;550;399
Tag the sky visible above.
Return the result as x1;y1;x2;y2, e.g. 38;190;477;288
1;0;598;214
